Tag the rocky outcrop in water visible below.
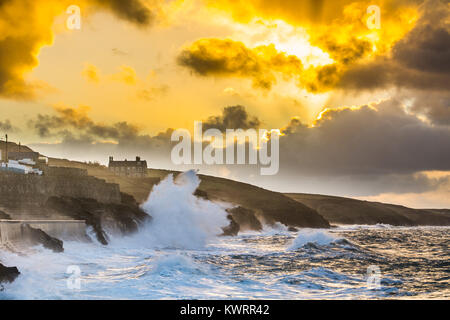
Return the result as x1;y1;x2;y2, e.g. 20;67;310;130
0;263;20;283
45;195;151;245
21;224;64;253
226;206;262;232
222;214;240;236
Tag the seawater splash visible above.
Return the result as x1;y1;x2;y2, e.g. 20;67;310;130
138;170;229;249
288;229;342;250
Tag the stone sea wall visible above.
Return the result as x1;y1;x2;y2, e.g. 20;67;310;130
0;167;122;209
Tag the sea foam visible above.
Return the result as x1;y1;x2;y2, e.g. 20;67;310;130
138;170;229;249
288;229;342;250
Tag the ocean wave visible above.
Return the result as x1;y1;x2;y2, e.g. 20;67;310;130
287;229;344;250
129;170;229;250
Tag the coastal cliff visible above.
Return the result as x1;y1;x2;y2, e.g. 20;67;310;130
286;193;450;226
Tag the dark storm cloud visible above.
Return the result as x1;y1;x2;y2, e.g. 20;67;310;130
176;37;371;93
29;105;176;168
177;38;303;90
338;0;450;92
30;105;261;146
93;0;154;26
278;99;450;176
394;25;450;74
30;101;450;197
409;92;450;125
392;0;450;74
202;105;261;132
32;102;450;177
29;106;173;147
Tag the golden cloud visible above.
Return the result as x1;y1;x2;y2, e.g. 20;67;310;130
177;38;304;90
192;0;420;93
177;37;371;92
0;0;155;100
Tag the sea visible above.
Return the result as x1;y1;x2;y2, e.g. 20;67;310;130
1;172;448;299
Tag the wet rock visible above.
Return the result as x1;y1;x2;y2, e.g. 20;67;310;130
45;195;151;245
120;192;139;206
221;214;240;236
0;263;20;284
226;206;263;231
21;224;64;253
194;189;208;200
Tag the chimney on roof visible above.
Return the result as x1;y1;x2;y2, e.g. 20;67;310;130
109;156;113;162
136;156;140;161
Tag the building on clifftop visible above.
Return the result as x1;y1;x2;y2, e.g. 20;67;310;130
108;156;147;178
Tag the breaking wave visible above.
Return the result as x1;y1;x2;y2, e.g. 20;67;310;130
134;170;229;250
288;229;343;250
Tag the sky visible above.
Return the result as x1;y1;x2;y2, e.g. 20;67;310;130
0;0;449;208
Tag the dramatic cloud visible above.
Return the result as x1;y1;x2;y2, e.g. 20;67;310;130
208;0;418;27
409;91;450;126
29;101;450;199
177;0;425;93
29;105;163;145
338;0;450;93
0;0;155;99
278;100;450;177
178;39;303;90
177;37;366;92
392;0;450;75
189;0;421;92
28;104;176;168
93;0;154;26
203;105;261;132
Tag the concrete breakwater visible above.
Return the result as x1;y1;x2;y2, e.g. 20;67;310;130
0;220;87;247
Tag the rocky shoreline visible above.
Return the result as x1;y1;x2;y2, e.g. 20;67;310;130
0;263;20;284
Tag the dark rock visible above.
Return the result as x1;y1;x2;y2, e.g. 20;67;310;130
221;214;240;236
0;210;11;220
226;206;262;231
0;263;20;283
21;224;64;253
45;196;151;245
120;192;139;206
288;226;298;232
194;189;208;200
196;174;330;229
